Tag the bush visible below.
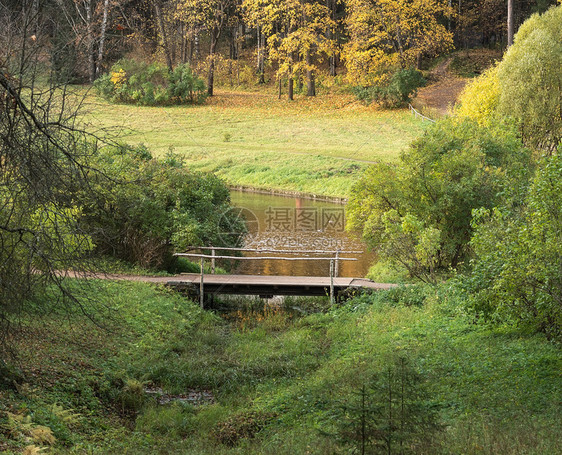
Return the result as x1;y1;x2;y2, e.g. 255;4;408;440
466;152;562;341
455;65;500;126
348;118;531;282
212;410;276;446
94;59;207;106
81;145;246;269
352;68;426;108
497;5;562;153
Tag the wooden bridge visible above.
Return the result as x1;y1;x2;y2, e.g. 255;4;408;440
167;273;395;300
170;247;395;306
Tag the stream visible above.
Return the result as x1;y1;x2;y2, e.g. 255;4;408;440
227;190;376;278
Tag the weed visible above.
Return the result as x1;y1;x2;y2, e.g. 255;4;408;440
119;379;146;414
213;410;277;446
2;280;560;454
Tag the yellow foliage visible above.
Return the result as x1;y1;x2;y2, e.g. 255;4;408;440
30;426;56;445
23;446;46;455
343;0;453;85
3;411;57;447
50;403;81;426
243;0;335;79
455;65;500;126
110;69;126;87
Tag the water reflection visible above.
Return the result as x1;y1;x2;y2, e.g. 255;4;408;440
227;191;376;277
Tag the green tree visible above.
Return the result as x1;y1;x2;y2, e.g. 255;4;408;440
348;118;531;282
328;356;442;454
497;4;562;153
467;151;562;342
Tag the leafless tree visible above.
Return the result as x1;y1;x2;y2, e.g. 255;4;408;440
0;0;111;360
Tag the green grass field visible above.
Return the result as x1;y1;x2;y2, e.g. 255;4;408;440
1;281;560;454
85;89;427;198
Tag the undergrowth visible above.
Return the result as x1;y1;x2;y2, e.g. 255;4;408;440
0;280;560;454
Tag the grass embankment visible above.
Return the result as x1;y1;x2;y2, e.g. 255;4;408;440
86;90;426;198
1;281;560;454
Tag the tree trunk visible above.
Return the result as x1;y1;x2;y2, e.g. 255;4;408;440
180;24;187;64
154;0;173;71
95;0;110;78
327;0;337;76
288;75;293;101
507;0;514;47
229;26;237;60
257;26;265;84
297;54;303;91
329;55;336;77
207;27;218;96
306;50;315;96
85;0;96;83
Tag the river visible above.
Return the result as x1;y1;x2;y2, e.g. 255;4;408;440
227;190;376;278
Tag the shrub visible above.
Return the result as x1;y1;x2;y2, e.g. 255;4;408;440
81;145;246;270
455;65;500;126
352;68;426;108
212;410;276;446
348;118;531;282
94;59;207;106
467;152;562;341
119;379;146;414
497;5;562;153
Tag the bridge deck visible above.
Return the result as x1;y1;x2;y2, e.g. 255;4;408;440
167;274;396;297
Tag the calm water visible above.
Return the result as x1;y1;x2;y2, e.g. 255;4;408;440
226;191;376;277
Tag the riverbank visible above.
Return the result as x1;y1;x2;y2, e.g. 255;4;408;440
1;280;560;454
229;185;348;204
85;89;427;198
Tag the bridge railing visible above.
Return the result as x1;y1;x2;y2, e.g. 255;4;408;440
174;246;362;306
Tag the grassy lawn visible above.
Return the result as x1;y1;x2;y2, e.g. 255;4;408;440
1;281;560;454
85;89;427;198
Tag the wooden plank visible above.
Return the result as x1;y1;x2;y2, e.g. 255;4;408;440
166;273;397;297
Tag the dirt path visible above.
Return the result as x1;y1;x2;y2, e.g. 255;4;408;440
414;57;468;116
60;270;173;283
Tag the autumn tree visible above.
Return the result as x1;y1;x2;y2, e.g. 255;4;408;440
175;0;237;95
343;0;453;86
244;0;335;99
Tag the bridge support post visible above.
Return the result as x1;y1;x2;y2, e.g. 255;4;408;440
330;259;335;305
200;258;205;309
334;249;340;278
211;248;216;274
